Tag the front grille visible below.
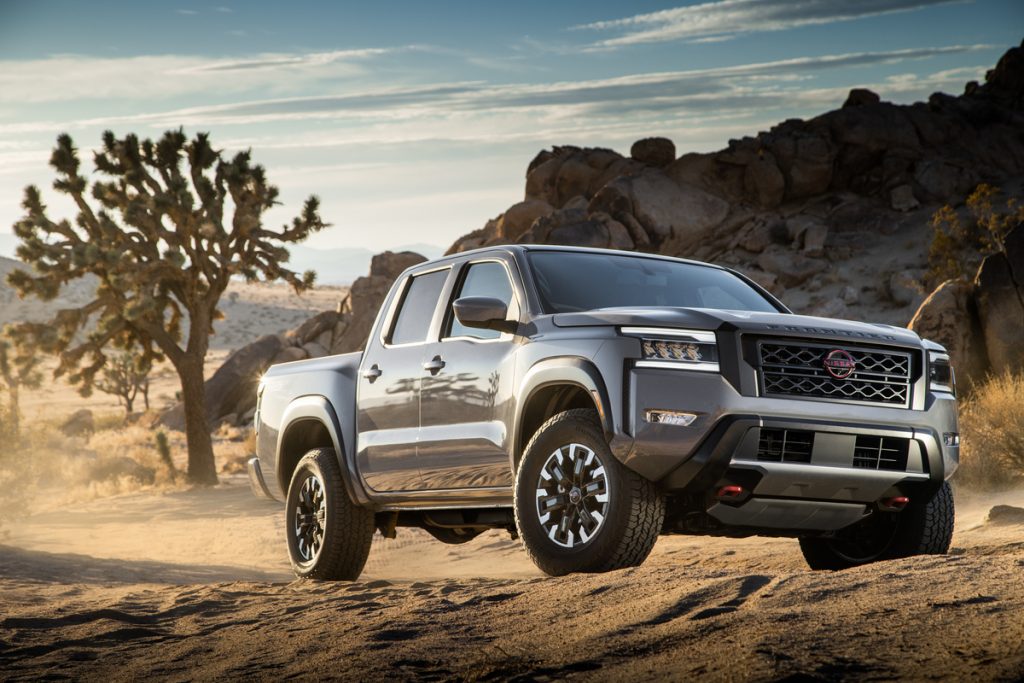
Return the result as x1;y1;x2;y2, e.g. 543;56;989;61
853;435;909;471
759;341;913;407
757;428;814;463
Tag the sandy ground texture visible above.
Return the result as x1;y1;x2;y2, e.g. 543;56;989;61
1;481;1024;681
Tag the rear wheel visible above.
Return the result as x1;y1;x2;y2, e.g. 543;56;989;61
515;409;664;576
285;448;375;580
800;481;954;570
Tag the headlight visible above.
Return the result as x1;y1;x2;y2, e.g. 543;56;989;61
622;327;719;372
928;351;955;395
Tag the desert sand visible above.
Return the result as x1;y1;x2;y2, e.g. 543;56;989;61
1;478;1023;681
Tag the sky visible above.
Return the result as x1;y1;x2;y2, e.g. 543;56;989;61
0;0;1021;257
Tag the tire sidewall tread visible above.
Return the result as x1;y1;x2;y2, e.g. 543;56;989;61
285;447;375;581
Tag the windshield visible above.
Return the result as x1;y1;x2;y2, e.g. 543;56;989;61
527;251;780;314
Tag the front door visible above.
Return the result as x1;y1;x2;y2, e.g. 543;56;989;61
356;267;449;492
418;260;520;490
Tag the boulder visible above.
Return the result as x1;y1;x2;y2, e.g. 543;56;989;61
561;195;589;211
292;310;340;345
272;346;308;365
843;88;881;108
369;251;427;280
496;199;554;241
302;342;329;359
60;409;95;437
525;156;563;204
771;132;835;199
913;160;977;200
757;249;828;288
841;286;859;305
630;137;676;167
627;170;729;248
200;334;285;428
973;228;1024;375
908;278;989;390
887;271;926;308
802;221;829;257
807;298;847;319
555;159;596;205
743;156;785;208
890;184;920;212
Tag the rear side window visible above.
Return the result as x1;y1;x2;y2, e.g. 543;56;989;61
389;269;448;345
447;261;515;340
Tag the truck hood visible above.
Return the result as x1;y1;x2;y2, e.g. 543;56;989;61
551;307;922;347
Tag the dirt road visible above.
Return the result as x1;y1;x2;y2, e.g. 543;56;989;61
2;481;1023;681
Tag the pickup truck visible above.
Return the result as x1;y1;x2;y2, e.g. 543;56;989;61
248;245;958;579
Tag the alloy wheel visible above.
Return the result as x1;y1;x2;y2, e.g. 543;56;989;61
535;443;610;548
293;474;327;562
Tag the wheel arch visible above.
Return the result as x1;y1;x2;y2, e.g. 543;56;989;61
275;395;370;507
513;357;616;470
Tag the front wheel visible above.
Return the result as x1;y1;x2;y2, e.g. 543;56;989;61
514;409;665;576
285;448;375;580
800;481;955;570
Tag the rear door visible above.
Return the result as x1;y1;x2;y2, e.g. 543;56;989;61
356;267;449;492
418;258;521;489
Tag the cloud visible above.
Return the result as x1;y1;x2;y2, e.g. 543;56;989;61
574;0;965;48
0;48;404;104
44;44;984;128
178;48;395;73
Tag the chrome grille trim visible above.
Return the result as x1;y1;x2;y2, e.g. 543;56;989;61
758;340;913;407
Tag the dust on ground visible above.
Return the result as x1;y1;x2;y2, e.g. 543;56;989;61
1;479;1023;681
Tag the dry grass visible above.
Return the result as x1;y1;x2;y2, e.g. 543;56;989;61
0;413;256;536
956;372;1024;490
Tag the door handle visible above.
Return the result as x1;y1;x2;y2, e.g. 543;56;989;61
422;356;445;375
362;364;382;382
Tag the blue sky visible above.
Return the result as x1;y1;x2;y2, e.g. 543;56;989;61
0;0;1020;255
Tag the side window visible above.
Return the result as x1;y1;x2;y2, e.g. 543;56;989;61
447;261;515;340
388;269;449;345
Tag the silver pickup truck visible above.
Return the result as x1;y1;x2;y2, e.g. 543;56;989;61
249;245;958;579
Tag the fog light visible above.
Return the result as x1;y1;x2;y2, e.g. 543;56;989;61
645;409;697;427
943;432;960;447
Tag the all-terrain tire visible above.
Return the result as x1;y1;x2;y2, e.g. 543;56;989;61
800;481;955;570
285;448;375;580
514;409;665;576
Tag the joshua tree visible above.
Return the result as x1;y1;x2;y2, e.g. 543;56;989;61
7;130;326;484
95;351;151;417
0;333;43;440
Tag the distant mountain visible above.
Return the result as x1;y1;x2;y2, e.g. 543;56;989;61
0;234;444;285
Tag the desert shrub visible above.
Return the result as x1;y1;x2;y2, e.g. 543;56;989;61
927;184;1024;286
956;372;1024;489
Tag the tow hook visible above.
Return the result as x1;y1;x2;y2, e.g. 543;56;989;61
715;484;749;505
879;496;910;512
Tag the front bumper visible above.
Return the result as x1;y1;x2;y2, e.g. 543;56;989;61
618;368;959;532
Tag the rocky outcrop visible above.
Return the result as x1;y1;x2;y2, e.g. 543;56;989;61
909;278;989;389
160;250;425;429
446;44;1024;296
909;220;1024;388
973;223;1024;375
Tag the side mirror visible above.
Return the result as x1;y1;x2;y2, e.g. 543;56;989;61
453;296;514;333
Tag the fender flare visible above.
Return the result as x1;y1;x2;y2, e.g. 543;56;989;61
512;356;617;466
275;395;372;507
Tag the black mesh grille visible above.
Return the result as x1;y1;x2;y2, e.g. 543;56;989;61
853;435;910;471
757;428;814;463
759;341;912;407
